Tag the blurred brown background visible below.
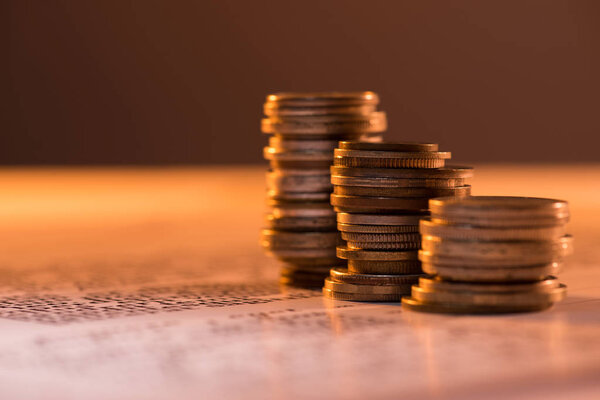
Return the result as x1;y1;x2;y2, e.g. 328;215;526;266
4;0;600;165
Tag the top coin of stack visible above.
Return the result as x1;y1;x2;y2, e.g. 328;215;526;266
325;141;473;301
260;92;387;288
402;196;572;313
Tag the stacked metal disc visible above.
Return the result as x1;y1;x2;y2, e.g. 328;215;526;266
260;92;387;288
324;141;473;301
402;196;572;313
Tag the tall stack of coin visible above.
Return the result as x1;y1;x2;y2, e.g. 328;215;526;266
324;142;473;300
260;92;387;288
402;196;572;313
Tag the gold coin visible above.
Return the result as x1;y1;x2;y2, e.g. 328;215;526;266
417;276;559;293
261;112;387;135
323;288;403;302
331;175;469;188
330;268;422;285
265;91;380;107
336;212;424;226
341;231;421;243
333;185;471;198
429;196;569;227
411;284;567;306
401;297;555;314
421;262;562;282
324;277;412;295
331;165;474;179
334;148;451;159
420;235;573;260
418;250;567;268
264;104;377;117
337;223;420;234
338;141;438;152
333;157;446;169
337;246;419;261
419;217;567;241
348;259;422;275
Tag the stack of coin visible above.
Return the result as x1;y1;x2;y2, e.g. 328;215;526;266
402;196;572;313
324;142;473;300
260;92;387;288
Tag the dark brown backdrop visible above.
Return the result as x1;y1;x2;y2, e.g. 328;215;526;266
4;0;600;164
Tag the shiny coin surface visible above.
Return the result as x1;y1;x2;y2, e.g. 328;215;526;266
261;230;341;249
418;249;566;269
330;268;423;285
337;213;424;226
421;262;562;282
331;166;474;179
333;156;446;169
333;185;471;198
420;235;574;260
331;194;430;213
324;277;412;294
337;246;419;261
410;284;566;306
338;141;439;152
419;217;567;241
417;276;560;293
347;259;423;275
337;223;420;234
265;104;377;117
429;196;570;227
347;241;421;250
331;175;469;188
261;112;387;135
265;91;380;107
401;296;556;314
341;231;421;243
323;288;403;302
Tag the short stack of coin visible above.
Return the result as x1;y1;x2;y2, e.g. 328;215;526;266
402;196;572;313
324;141;473;300
260;92;387;288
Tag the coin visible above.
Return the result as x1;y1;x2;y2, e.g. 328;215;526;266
261;112;387;135
265;91;380;107
337;223;420;234
323;288;404;302
401;297;555;314
338;141;439;152
263;147;333;161
421;262;562;282
336;213;424;225
282;263;334;274
334;157;446;169
279;256;343;267
429;196;570;227
347;241;421;250
418;249;566;269
420;235;574;260
334;148;451;159
410;284;566;306
331;194;430;213
331;166;474;179
267;169;332;192
417;276;559;293
265;215;337;231
341;231;421;243
265;104;377;117
330;268;423;285
261;230;342;249
337;246;419;261
269;248;338;260
324;277;412;294
331;175;469;188
333;185;471;198
419;217;567;241
347;259;423;275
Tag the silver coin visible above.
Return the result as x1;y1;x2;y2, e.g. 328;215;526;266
337;222;420;234
337;246;419;261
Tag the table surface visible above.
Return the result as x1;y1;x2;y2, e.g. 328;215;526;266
0;165;598;400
